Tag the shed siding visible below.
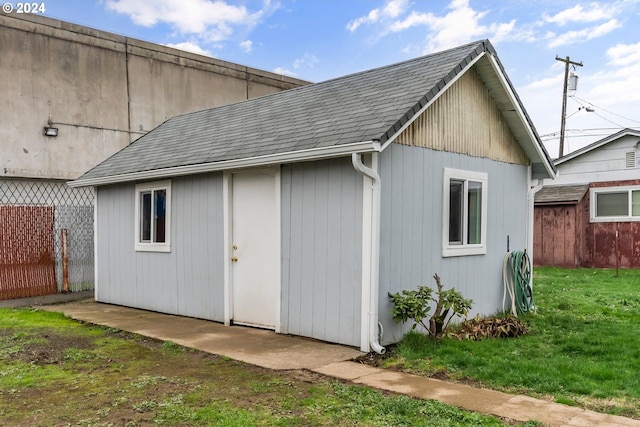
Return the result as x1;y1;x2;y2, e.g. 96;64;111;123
583;180;640;268
96;173;225;320
379;143;528;344
533;204;582;267
395;68;529;166
280;158;362;347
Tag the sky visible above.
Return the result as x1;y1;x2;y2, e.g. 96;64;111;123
27;0;640;158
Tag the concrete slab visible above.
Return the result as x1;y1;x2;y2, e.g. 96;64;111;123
314;361;640;427
0;290;94;308
35;300;640;427
38;300;363;370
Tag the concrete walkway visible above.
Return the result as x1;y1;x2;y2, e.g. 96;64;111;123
30;299;640;427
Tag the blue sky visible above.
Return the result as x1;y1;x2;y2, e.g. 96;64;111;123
33;0;640;157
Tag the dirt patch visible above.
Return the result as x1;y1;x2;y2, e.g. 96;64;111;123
13;329;96;365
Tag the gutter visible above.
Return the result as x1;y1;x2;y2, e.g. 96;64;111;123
352;152;385;355
68;140;380;188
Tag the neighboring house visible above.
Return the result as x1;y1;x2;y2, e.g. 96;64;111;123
534;129;640;268
0;13;307;300
70;40;555;352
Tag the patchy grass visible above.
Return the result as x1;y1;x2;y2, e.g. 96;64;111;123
0;307;531;426
375;267;640;419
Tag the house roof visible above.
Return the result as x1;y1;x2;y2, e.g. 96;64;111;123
555;128;640;166
535;184;589;205
70;39;555;187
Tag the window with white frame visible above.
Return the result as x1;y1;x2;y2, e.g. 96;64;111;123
135;180;171;252
442;168;488;257
590;186;640;222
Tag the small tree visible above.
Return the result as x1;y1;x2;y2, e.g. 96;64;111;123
388;274;473;339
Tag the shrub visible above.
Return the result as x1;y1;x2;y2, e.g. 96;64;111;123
388;274;472;339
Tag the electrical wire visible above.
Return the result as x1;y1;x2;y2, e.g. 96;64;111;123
572;95;640;126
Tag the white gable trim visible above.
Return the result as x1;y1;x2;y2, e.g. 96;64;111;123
379;52;486;152
555;129;640;166
484;55;555;179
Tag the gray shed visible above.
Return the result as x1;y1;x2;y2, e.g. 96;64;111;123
70;40;555;352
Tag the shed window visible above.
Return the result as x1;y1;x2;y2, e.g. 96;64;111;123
443;168;487;257
135;180;171;252
590;186;640;222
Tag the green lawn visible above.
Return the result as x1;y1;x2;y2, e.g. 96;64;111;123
381;267;640;419
0;308;534;426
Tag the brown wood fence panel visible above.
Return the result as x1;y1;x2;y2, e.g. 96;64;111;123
0;206;57;300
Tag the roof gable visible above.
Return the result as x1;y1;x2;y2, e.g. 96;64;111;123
71;40;554;187
555;129;640;166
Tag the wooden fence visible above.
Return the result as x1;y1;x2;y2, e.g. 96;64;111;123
0;206;57;300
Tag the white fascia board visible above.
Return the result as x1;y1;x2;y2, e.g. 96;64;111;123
555;129;640;166
380;52;486;152
68;140;381;187
484;54;556;179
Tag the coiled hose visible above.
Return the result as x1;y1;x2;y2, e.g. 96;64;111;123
502;250;535;316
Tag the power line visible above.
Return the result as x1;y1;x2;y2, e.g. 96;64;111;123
539;126;640;141
571;95;640;126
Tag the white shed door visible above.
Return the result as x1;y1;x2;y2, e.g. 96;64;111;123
231;170;278;329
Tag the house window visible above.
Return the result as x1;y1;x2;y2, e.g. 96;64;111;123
135;180;171;252
442;168;488;257
591;186;640;222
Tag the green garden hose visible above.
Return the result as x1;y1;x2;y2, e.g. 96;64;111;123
502;250;535;316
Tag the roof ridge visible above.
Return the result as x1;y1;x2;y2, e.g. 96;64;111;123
167;40;492;122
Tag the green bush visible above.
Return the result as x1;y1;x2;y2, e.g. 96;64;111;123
388;274;472;339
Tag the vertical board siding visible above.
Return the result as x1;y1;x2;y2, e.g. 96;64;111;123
96;173;224;321
533;205;580;267
396;68;529;166
281;158;362;347
379;143;529;344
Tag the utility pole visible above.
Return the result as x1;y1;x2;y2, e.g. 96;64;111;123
556;55;583;158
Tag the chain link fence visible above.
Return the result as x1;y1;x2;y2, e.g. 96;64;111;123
0;178;94;293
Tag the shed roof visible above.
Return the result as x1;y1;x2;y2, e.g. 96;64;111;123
535;184;589;205
70;40;554;187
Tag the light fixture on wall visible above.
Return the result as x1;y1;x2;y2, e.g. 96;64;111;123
43;117;58;137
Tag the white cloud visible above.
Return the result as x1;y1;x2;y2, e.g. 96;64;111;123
239;40;253;53
387;0;516;53
589;43;640;104
543;3;617;26
105;0;269;42
606;41;640;66
346;0;408;32
273;53;319;79
292;53;319;70
273;66;296;77
547;19;621;48
165;41;212;56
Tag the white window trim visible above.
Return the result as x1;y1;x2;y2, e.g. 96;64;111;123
442;168;488;257
134;180;172;252
590;185;640;223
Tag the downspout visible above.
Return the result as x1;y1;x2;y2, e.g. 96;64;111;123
526;167;544;273
352;152;385;354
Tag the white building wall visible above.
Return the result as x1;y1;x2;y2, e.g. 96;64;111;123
549;134;640;185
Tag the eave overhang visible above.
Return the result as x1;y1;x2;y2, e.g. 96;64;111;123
68;140;381;187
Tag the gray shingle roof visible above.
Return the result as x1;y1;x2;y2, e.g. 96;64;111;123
535;184;589;205
74;40;495;184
